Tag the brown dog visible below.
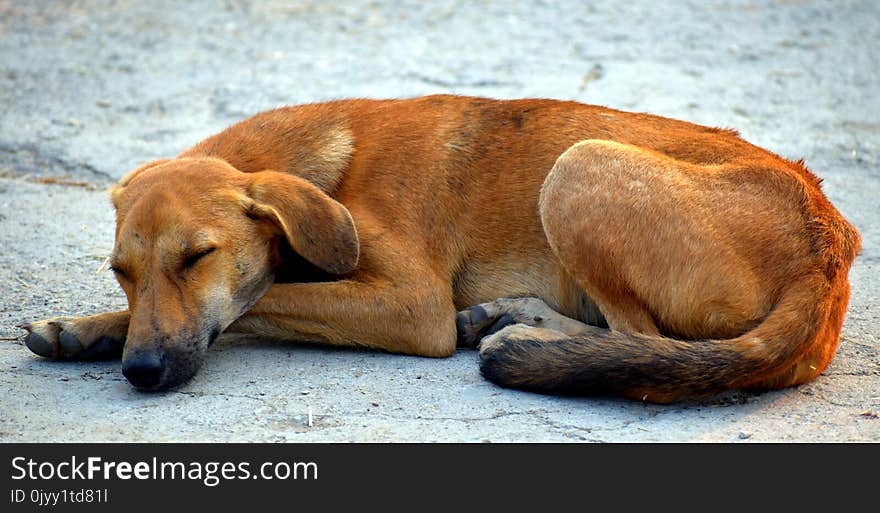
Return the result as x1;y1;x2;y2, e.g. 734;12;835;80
20;95;860;402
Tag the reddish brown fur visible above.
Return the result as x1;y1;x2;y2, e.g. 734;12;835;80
22;95;860;400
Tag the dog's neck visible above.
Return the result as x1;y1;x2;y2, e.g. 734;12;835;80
179;105;356;195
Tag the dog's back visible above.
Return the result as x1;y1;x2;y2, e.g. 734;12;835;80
185;94;849;306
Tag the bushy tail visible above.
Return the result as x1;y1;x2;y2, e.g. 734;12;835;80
479;272;845;403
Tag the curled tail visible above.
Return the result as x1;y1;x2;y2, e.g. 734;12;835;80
479;272;850;403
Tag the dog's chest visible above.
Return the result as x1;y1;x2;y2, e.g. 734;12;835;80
451;255;562;311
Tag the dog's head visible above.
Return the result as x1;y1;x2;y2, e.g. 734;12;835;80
108;158;358;390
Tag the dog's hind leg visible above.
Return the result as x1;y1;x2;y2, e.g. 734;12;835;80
20;310;129;360
537;139;766;339
471;139;856;402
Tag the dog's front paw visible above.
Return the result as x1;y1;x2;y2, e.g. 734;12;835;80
19;315;125;360
19;318;80;359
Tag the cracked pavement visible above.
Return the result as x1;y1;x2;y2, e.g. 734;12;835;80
1;0;878;441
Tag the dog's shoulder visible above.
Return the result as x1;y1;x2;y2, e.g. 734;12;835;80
181;101;372;193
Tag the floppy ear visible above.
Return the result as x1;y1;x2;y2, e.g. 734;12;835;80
245;170;359;274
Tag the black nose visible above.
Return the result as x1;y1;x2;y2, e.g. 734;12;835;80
122;351;165;389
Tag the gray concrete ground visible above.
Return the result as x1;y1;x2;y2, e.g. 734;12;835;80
0;0;878;442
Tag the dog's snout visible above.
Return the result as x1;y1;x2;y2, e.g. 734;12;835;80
122;351;165;390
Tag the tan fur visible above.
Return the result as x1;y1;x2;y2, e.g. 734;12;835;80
21;95;860;400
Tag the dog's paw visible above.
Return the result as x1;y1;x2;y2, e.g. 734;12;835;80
19;317;124;360
456;303;516;348
478;324;569;389
478;324;525;357
478;325;544;387
19;318;76;359
456;297;578;347
478;324;559;358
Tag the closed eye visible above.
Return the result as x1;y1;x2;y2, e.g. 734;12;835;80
109;265;128;279
182;247;216;270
